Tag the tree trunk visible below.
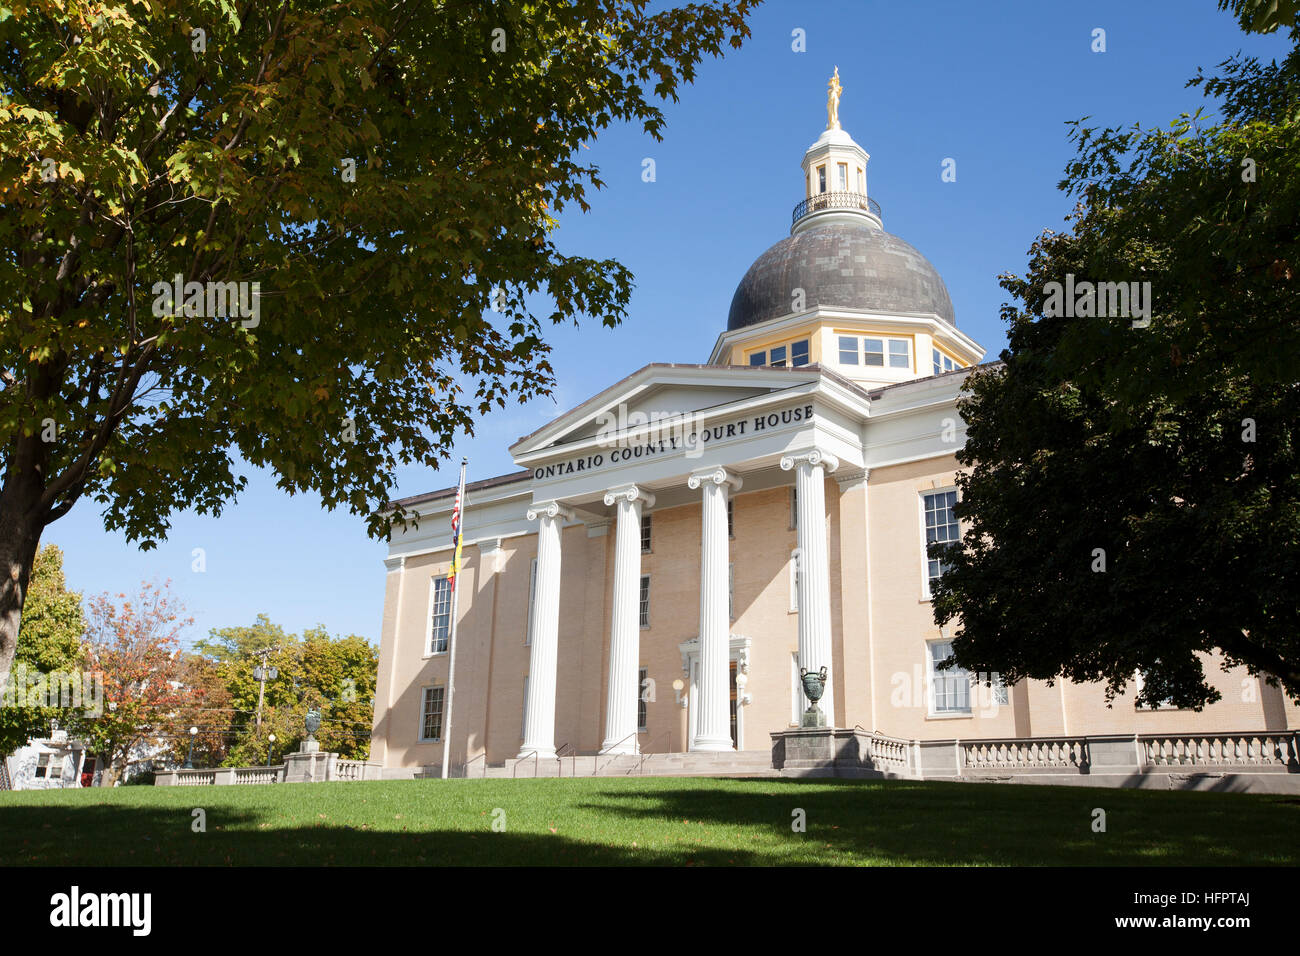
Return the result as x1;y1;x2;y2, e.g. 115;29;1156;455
0;460;46;703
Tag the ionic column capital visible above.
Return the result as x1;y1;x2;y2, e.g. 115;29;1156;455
686;467;743;492
603;484;656;509
526;500;575;522
780;448;840;474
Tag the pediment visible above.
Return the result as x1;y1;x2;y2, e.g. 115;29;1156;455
509;363;824;462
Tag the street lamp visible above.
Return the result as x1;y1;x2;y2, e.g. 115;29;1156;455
184;726;198;768
267;733;277;766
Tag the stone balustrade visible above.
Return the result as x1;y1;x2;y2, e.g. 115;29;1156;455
155;754;381;787
1140;732;1298;771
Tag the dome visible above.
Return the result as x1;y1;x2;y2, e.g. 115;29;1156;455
726;222;956;331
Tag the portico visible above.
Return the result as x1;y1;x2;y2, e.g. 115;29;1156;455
509;364;864;758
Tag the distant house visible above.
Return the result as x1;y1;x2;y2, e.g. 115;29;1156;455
2;730;97;790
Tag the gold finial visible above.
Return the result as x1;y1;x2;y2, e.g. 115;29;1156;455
826;67;842;131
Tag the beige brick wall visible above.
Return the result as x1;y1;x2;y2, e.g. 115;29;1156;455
373;458;1293;768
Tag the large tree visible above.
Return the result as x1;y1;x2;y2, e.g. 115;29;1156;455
0;1;755;696
932;6;1300;708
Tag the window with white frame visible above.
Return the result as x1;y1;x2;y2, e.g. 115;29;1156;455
932;348;957;375
637;666;649;731
728;563;735;621
922;490;959;597
525;557;537;644
836;162;848;190
749;350;766;367
790;652;801;725
428;576;452;654
35;752;62;779
789;551;800;613
839;335;910;369
420;686;445;741
1134;669;1177;709
791;339;810;366
928;641;971;714
838;335;860;365
639;574;650;628
640;512;652;553
769;344;788;367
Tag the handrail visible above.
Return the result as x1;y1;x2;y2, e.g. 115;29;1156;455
594;732;640;775
462;752;487;779
636;731;672;775
513;749;539;779
555;742;575;778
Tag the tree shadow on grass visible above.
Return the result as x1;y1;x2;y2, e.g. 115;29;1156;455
573;777;1300;866
0;802;756;867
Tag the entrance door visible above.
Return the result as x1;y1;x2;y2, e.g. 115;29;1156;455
729;662;738;749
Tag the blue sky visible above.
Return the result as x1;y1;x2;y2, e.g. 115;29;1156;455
45;0;1291;647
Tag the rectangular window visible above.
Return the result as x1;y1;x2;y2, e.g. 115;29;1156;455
420;686;445;741
933;348;942;376
728;562;735;621
923;490;959;596
857;168;865;193
929;641;971;714
836;163;848;190
749;350;766;367
863;338;885;366
727;497;734;538
35;752;61;779
888;339;910;369
790;339;810;367
944;355;954;372
790;652;802;725
789;551;800;613
525;557;537;644
769;344;787;367
640;513;652;554
790;486;798;530
639;574;650;628
638;667;649;731
817;165;826;192
429;577;452;654
838;335;859;365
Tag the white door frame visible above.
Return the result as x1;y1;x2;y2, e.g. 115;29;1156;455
679;635;752;751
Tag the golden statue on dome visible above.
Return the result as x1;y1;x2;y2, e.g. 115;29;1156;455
827;67;842;130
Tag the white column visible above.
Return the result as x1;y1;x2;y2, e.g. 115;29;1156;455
519;501;572;760
600;485;655;754
687;467;741;751
781;449;839;723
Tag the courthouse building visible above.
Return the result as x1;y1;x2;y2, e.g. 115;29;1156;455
369;92;1298;775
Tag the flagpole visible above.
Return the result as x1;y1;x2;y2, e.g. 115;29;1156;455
441;457;468;780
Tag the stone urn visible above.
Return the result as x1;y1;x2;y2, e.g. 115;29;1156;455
799;666;828;728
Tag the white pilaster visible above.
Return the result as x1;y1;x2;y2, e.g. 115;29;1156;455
600;485;655;754
781;449;839;723
519;500;573;760
687;467;742;751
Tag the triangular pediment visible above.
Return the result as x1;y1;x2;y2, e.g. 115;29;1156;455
509;363;826;461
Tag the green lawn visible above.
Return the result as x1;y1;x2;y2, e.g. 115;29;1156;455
1;776;1296;866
